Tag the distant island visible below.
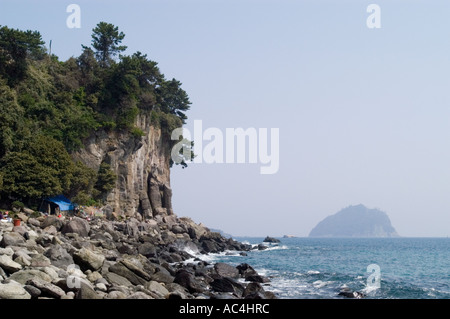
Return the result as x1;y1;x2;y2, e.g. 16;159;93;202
309;204;399;238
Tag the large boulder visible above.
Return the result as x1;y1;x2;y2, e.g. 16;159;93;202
104;272;133;287
214;263;239;278
1;232;25;247
145;281;169;299
26;278;66;299
173;269;206;294
0;255;22;273
137;242;157;258
44;245;74;269
8;269;52;285
41;215;64;231
109;260;151;286
62;217;90;237
75;282;101;299
0;282;31;299
210;277;245;296
73;247;105;271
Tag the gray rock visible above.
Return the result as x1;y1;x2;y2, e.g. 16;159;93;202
0;247;14;256
87;271;103;283
44;244;74;269
106;290;127;299
62;217;90;237
137;242;157;258
171;225;185;234
174;269;207;294
75;282;101;299
14;255;31;267
0;254;22;273
73;247;105;271
263;236;281;243
243;282;263;298
24;284;42;298
109;261;150;286
35;234;54;247
145;281;169;299
201;240;219;253
41;215;64;231
236;263;257;277
127;291;153;299
116;242;137;255
245;274;270;283
12;225;28;236
27;278;66;298
144;262;174;284
104;271;133;287
165;282;190;299
151;269;175;284
1;232;25;247
27;218;41;227
210;277;245;296
95;282;108;292
338;288;365;299
30;254;51;267
0;282;31;299
214;262;239;278
43;225;58;235
8;269;52;284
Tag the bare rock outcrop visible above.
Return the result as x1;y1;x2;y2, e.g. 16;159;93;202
72;114;173;219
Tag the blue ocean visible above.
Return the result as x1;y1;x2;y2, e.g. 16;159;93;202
199;237;450;299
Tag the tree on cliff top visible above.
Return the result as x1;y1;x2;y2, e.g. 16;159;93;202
0;25;45;85
91;22;127;66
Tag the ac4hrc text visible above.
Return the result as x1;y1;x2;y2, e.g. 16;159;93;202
179;303;270;316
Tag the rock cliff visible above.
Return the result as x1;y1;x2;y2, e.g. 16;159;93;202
73;113;173;219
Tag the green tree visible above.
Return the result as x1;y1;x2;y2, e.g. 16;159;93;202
91;22;127;66
68;161;97;201
0;79;24;156
0;26;45;85
156;79;191;123
94;162;117;199
0;135;74;202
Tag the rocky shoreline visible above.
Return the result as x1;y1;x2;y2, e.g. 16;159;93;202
0;212;276;299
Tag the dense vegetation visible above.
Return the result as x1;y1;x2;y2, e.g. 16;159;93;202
0;22;191;209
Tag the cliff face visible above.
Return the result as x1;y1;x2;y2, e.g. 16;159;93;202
72;114;174;219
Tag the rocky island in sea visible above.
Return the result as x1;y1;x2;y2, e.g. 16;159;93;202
309;204;399;238
0;23;275;299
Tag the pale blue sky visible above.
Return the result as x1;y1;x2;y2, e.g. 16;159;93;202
2;0;450;236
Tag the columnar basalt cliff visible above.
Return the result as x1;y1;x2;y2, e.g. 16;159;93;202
73;114;174;219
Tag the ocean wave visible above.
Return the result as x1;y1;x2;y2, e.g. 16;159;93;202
257;245;289;251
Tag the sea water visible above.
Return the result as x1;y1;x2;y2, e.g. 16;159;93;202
195;237;450;299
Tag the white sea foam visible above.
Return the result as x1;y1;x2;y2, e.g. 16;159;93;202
361;285;380;294
306;270;320;275
313;280;334;288
257;245;288;251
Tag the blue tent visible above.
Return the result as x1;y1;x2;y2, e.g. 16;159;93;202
45;195;75;211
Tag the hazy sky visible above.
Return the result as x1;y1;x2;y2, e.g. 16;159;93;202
2;0;450;237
